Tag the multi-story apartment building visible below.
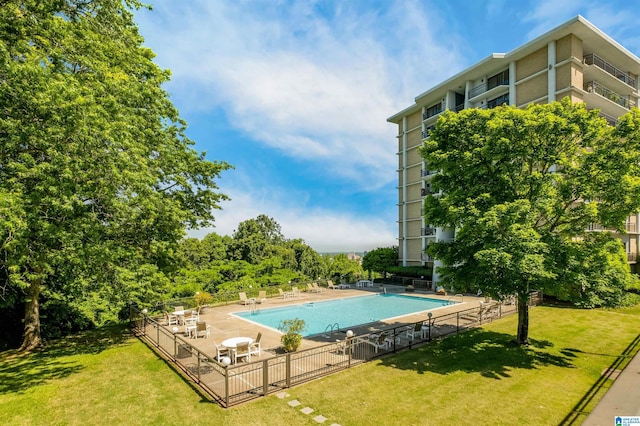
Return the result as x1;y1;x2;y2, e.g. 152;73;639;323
387;16;640;286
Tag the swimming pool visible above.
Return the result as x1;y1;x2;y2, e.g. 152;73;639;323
234;294;454;337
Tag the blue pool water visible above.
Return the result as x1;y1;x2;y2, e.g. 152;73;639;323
234;294;453;337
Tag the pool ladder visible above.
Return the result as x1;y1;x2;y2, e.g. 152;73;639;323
323;322;340;337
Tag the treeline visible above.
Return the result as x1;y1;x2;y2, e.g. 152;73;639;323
170;215;364;297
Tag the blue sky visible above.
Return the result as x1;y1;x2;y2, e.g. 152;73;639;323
134;0;640;253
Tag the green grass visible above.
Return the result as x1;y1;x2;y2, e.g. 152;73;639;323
1;305;639;425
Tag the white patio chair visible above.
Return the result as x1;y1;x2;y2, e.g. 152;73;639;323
249;332;262;357
406;322;427;340
194;321;211;339
214;340;230;363
164;311;178;326
363;332;391;353
234;342;251;363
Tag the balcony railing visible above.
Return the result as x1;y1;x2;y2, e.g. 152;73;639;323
584;53;636;88
422;227;436;236
487;93;509;109
421;253;434;262
585;81;634;109
468;80;509;98
421;169;438;177
421;186;436;196
423;104;443;120
588;222;637;233
628;253;637;262
599;112;618;126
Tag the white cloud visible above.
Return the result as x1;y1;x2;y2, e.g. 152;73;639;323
190;187;397;253
136;0;464;189
523;0;640;50
522;0;583;38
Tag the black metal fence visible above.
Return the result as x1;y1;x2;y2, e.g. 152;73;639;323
130;292;540;407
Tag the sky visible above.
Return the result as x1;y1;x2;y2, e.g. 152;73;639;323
133;0;640;253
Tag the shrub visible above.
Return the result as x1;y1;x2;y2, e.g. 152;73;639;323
194;291;213;307
278;318;306;352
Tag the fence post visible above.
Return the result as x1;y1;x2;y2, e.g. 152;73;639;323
173;333;178;360
456;312;460;333
263;359;269;396
428;312;433;341
224;367;230;407
286;353;292;387
196;353;201;383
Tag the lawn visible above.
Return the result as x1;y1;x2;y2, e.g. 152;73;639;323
1;304;639;425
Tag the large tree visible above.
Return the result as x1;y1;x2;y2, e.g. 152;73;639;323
0;0;230;350
422;99;640;345
362;246;398;279
230;215;285;264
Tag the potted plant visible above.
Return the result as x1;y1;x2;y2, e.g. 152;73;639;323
278;318;306;352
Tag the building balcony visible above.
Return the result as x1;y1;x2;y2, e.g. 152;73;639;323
584;53;636;88
423;104;443;120
421;169;438;177
599;112;618;126
584;81;635;110
421;186;435;196
588;222;637;233
468;80;509;99
422;227;436;236
421;253;434;262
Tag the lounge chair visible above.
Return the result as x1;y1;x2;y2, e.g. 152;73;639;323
193;321;211;339
249;332;262;357
256;290;267;304
363;332;391;353
307;283;319;293
239;292;251;305
234;342;251;363
278;288;292;298
312;282;323;292
291;286;301;297
480;301;500;321
327;280;337;290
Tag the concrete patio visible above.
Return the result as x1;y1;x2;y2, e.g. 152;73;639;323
163;285;485;361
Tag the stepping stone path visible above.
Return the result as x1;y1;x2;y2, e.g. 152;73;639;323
275;392;341;426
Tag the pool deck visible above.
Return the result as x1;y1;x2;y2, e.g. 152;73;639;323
165;285;484;360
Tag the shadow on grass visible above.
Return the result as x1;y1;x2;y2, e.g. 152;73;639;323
558;333;640;426
378;328;574;379
0;323;132;395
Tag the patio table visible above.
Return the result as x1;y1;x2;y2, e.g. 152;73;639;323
173;309;190;325
221;336;254;349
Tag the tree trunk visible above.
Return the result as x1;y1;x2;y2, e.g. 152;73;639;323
516;293;529;345
19;278;42;351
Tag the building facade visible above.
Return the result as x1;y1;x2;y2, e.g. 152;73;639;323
387;16;640;285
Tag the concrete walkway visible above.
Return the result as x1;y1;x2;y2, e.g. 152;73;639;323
582;349;640;425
